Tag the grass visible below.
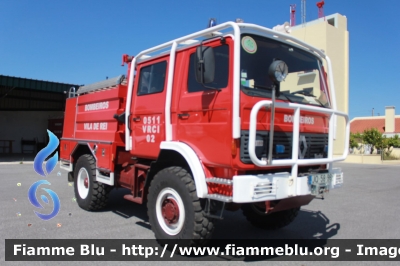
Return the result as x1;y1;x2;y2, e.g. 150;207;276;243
382;153;399;160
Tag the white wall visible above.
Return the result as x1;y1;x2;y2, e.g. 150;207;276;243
0;111;63;153
350;145;400;158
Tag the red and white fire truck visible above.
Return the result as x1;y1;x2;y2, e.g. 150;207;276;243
60;21;349;243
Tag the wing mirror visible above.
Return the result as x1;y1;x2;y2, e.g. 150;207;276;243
195;46;215;84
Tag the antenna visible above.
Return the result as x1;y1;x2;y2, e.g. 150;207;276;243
316;1;325;19
301;0;306;26
290;4;296;26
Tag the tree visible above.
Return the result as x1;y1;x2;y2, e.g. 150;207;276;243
380;135;400;160
349;132;362;150
386;135;400;148
362;128;383;154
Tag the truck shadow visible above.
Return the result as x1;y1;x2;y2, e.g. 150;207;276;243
105;188;150;228
213;208;340;240
105;188;340;241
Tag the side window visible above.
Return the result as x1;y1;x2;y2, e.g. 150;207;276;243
137;61;167;96
188;45;229;93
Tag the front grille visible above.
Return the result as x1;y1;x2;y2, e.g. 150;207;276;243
252;181;276;198
240;130;328;164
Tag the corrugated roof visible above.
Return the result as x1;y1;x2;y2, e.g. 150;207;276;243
350;117;400;134
0;74;79;93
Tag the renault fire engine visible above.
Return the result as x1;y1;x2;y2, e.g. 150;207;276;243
60;21;349;244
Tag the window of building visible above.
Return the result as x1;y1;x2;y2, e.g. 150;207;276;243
137;61;167;96
327;17;336;27
187;45;229;93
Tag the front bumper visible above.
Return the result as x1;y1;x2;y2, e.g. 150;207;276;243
205;168;343;203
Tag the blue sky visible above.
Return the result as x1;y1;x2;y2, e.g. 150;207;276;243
1;0;399;119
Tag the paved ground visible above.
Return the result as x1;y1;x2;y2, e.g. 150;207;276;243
1;162;400;265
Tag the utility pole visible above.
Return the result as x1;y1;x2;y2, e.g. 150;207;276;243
290;4;296;26
301;0;306;26
316;1;325;19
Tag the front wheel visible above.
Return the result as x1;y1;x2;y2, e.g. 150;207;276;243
147;167;214;245
242;203;299;230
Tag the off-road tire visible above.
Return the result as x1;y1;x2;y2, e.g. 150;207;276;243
74;154;111;211
147;167;214;246
242;204;300;230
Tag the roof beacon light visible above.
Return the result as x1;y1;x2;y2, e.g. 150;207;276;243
272;22;291;34
235;18;244;23
208;18;217;28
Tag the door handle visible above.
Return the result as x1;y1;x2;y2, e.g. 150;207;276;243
132;117;141;122
178;113;190;119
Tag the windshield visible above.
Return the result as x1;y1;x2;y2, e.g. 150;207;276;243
240;34;331;108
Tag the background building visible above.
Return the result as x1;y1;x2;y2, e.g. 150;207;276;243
290;13;349;155
0;75;79;155
347;106;400;162
350;106;400;137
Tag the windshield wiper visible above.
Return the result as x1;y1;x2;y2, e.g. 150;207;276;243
251;84;294;103
278;92;293;103
241;87;269;97
254;84;272;90
291;89;315;96
290;90;326;107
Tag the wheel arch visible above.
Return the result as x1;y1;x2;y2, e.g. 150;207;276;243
69;143;96;181
146;141;208;198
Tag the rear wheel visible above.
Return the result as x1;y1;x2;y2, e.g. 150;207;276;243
74;154;111;211
147;167;214;246
242;203;299;230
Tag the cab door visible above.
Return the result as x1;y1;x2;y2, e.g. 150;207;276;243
130;58;168;158
175;40;233;166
